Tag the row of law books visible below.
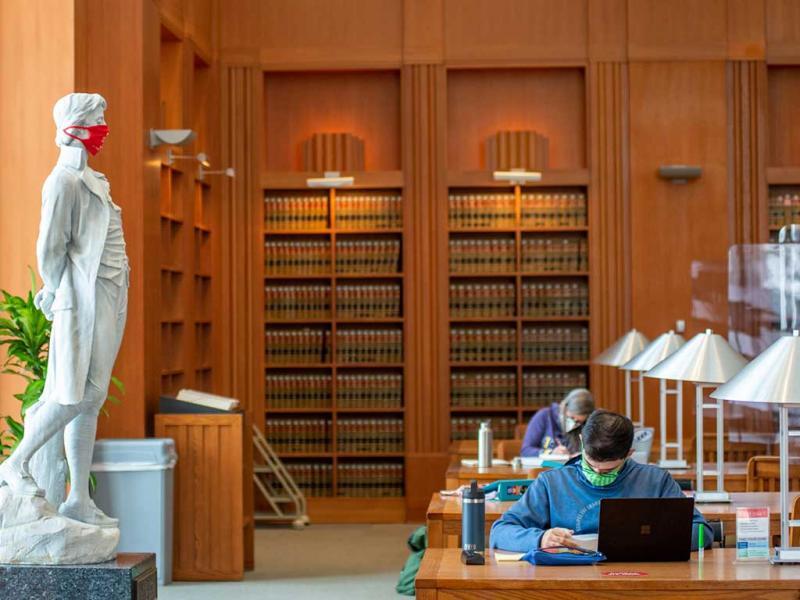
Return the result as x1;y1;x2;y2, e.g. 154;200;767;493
265;373;403;409
337;418;404;453
265;283;402;320
264;193;403;231
450;416;517;441
448;191;587;229
264;239;402;275
450;369;589;408
450;326;589;362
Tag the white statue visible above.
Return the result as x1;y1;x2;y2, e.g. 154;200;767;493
0;92;126;563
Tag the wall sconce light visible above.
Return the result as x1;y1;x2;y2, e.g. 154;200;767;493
658;165;702;184
492;168;542;186
166;149;209;167
198;166;235;181
148;128;196;149
306;171;354;189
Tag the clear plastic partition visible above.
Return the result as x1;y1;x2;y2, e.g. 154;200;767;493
724;243;800;444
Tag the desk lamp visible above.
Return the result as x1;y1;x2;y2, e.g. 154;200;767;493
645;329;747;502
622;330;687;467
711;331;800;563
594;329;649;426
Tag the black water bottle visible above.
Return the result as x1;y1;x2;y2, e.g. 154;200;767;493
461;479;486;565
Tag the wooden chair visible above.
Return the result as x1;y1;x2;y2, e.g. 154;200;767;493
497;439;523;460
690;434;770;464
514;423;528;440
746;456;800;492
791;494;800;547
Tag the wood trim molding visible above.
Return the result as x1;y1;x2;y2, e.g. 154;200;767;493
588;62;631;414
727;60;768;245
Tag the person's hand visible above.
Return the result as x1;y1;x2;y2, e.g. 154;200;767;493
541;527;579;549
34;288;55;321
551;444;569;455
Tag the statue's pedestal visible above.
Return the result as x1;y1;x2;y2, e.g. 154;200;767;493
0;553;156;600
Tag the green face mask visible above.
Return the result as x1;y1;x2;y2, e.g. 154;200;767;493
581;455;624;487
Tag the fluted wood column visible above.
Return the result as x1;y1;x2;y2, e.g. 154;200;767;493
220;66;263;426
588;62;631;415
728;60;768;245
402;63;449;519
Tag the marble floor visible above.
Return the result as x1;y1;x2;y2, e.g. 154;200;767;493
158;523;420;600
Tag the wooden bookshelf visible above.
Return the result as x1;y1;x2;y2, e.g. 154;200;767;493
159;30;219;397
263;184;407;506
447;182;591;441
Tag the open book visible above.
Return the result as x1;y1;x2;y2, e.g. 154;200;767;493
175;389;240;412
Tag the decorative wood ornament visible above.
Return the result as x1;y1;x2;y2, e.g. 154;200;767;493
485;130;549;171
302;132;365;172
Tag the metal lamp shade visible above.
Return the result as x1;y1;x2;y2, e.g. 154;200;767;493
594;329;649;367
644;329;747;384
710;331;800;405
711;331;800;560
621;330;686;372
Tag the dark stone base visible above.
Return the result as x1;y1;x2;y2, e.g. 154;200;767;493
0;553;157;600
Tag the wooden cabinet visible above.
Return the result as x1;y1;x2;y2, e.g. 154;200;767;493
154;413;253;580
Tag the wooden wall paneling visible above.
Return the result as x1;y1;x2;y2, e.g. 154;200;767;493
220;66;264;425
629;61;730;431
588;0;628;63
402;63;450;520
446;69;587;172
403;0;444;64
587;62;630;416
766;0;800;63
218;0;262;65
263;71;401;173
0;0;77;420
154;413;247;580
728;0;766;60
728;61;768;245
258;0;403;69
184;0;215;59
767;66;800;167
627;0;728;61
77;0;162;438
443;0;588;66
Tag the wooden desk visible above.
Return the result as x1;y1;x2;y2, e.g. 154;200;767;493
426;491;788;549
416;548;800;599
444;459;749;491
444;459;537;489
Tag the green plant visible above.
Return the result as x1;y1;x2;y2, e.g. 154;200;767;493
0;270;124;459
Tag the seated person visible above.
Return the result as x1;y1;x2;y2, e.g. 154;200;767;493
490;410;712;552
520;388;594;457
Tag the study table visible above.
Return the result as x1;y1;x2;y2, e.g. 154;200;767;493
426;491;788;548
416;548;800;599
444;459;749;491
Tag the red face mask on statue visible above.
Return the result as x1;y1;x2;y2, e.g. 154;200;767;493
63;124;110;156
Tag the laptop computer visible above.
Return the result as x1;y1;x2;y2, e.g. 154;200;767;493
597;497;695;562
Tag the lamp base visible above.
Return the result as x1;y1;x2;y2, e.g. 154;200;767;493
770;547;800;564
659;459;688;469
694;491;731;503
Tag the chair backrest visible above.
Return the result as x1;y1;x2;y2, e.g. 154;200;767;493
690;435;770;464
708;520;725;548
791;495;800;547
746;455;800;492
514;423;528;440
497;439;523;461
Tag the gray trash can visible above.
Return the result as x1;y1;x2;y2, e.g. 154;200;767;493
92;439;177;585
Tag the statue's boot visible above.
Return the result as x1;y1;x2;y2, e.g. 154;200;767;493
0;401;80;498
0;461;44;497
59;497;119;528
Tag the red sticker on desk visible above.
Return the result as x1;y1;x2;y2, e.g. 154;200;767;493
602;571;648;577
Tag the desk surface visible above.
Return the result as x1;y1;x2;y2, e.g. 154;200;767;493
428;491;784;521
416;548;800;597
445;460;748;482
426;491;787;549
